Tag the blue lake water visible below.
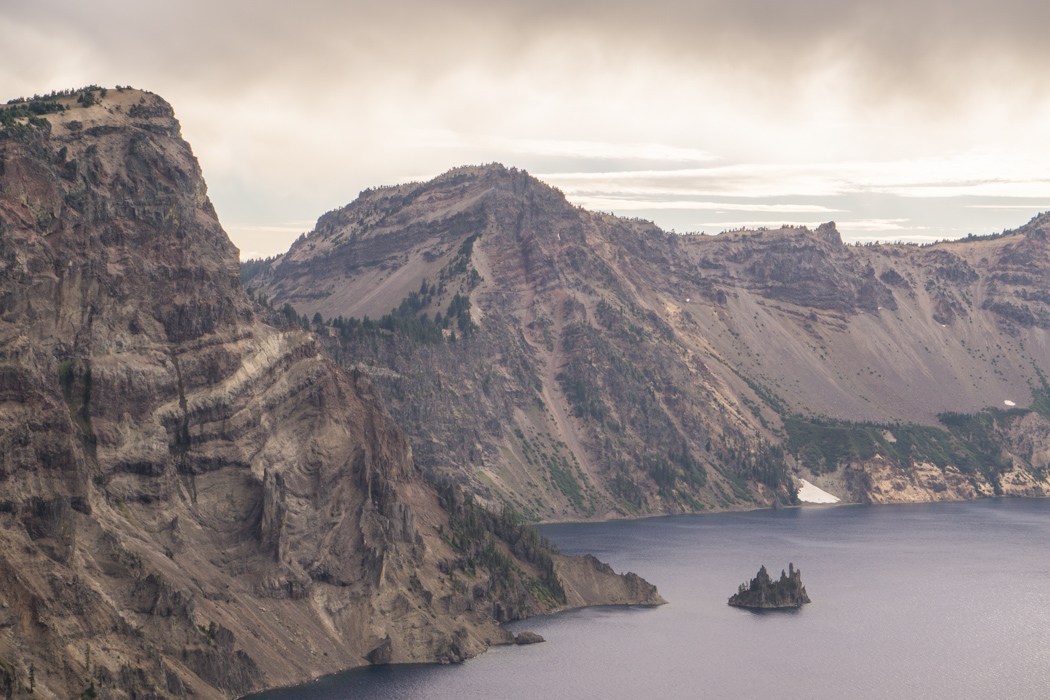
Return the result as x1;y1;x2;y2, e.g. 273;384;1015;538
249;499;1050;699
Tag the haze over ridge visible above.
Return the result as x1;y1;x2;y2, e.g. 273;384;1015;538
3;0;1049;255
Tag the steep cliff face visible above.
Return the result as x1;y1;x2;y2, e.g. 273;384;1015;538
249;165;1050;514
0;92;661;699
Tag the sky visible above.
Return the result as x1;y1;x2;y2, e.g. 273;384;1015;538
4;0;1050;258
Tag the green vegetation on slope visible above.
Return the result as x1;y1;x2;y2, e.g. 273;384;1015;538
240;255;278;287
437;487;566;609
784;415;1008;479
729;362;1050;488
322;286;478;346
781;399;1047;485
558;320;731;508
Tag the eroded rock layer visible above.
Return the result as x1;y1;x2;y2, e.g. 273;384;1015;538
0;90;662;699
250;165;1050;515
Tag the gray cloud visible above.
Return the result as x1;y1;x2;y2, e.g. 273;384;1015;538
9;0;1050;102
4;0;1049;256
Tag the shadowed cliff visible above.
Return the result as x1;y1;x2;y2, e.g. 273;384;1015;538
0;89;662;699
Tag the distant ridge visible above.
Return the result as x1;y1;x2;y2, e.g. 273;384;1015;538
249;163;1050;519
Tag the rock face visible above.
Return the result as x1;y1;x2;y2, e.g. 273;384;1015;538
728;564;810;609
513;631;544;645
248;165;1050;516
0;89;663;699
553;554;666;608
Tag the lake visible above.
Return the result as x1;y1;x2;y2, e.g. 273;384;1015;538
248;499;1050;699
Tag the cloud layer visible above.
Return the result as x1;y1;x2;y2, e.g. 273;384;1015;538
3;0;1049;255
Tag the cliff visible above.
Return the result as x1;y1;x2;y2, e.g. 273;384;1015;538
248;165;1050;516
0;89;662;699
728;564;810;609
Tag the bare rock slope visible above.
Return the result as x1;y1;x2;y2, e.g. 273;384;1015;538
250;165;1050;514
0;89;661;699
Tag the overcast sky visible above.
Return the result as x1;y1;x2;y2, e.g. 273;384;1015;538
5;0;1050;257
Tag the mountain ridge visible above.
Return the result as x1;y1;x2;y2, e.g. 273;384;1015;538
0;89;662;699
249;163;1050;518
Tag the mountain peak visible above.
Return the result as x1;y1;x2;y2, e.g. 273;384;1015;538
249;163;1050;526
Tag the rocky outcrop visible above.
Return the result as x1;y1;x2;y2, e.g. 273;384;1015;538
0;89;663;699
554;554;666;608
513;631;544;645
728;564;810;609
249;165;1050;517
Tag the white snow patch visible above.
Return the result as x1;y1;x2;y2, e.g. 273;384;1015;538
797;479;841;504
1004;400;1016;407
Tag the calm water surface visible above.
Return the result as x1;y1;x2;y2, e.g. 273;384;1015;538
250;499;1050;699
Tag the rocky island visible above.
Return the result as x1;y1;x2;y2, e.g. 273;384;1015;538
728;564;811;609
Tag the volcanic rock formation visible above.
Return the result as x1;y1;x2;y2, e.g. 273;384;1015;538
728;563;811;609
0;88;663;699
248;164;1050;517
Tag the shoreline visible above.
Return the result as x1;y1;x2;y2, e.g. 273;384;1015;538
238;496;1049;699
537;492;1050;526
237;601;663;700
